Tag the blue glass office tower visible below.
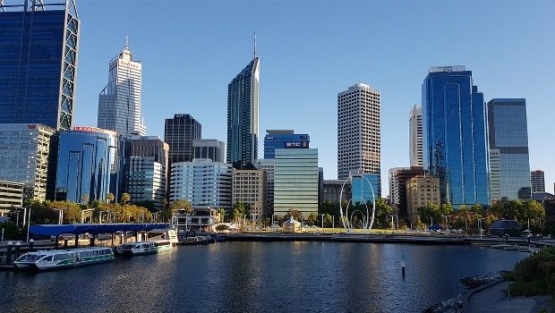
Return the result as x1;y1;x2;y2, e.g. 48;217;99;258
55;127;122;203
487;99;531;201
227;56;260;167
0;1;79;131
264;130;310;159
422;66;489;207
351;173;379;205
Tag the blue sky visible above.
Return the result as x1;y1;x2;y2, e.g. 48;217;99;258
73;0;555;196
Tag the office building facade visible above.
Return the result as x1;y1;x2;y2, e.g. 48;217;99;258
55;126;122;203
0;0;79;131
98;41;146;137
273;148;319;218
487;99;531;201
169;159;232;209
264;130;309;159
232;169;267;220
321;180;352;205
422;66;489;207
227;56;260;167
407;175;441;225
531;170;545;193
256;159;275;216
389;166;425;220
164;114;201;165
193;139;225;163
125;136;169;207
0;180;25;216
337;83;381;196
409;105;423;167
0;124;57;201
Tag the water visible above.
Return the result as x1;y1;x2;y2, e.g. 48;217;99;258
0;242;528;313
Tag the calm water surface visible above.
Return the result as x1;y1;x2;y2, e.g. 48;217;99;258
1;242;528;313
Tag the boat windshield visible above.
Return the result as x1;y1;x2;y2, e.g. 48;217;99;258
16;253;46;262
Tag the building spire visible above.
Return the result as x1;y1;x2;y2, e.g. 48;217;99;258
125;36;129;50
253;32;257;58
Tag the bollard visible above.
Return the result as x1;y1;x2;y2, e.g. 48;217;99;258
401;254;406;278
29;239;34;252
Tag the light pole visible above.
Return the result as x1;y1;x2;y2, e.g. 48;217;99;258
320;214;325;232
251;213;256;231
26;207;32;242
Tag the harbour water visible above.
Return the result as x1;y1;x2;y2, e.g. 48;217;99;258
0;241;528;313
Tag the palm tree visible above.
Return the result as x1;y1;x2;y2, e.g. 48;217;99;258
106;193;115;204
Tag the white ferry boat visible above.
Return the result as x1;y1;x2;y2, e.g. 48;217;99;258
146;229;179;252
13;247;114;271
116;241;157;256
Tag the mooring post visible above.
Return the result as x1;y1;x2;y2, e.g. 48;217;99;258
401;254;406;278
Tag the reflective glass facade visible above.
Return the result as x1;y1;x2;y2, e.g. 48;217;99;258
351;173;379;205
487;99;531;201
264;130;309;159
0;124;57;201
55;127;122;203
273;149;319;217
422;66;489;206
0;1;79;130
227;57;260;166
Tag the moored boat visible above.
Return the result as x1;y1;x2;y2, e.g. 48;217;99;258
180;235;215;246
116;241;157;256
13;247;114;271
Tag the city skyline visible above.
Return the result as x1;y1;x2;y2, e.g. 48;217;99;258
68;1;555;196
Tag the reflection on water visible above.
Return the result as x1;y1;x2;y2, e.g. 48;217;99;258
0;242;527;313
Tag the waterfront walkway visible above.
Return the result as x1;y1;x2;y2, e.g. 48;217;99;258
464;279;553;313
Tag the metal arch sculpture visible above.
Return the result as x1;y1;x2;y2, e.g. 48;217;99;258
339;172;376;232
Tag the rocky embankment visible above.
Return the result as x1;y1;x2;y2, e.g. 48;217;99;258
422;272;502;313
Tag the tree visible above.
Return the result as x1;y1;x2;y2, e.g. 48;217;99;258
307;212;318;226
169;199;192;214
106;193;115;204
120;193;130;205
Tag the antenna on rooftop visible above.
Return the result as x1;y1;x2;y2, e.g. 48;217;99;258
125;36;129;49
253;32;257;58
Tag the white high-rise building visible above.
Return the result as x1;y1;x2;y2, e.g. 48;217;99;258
409;105;423;167
169;159;232;209
98;39;146;137
337;83;381;196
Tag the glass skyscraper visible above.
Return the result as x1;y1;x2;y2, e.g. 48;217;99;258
98;41;146;137
422;66;489;207
164;114;202;165
227;56;260;167
273;148;319;217
487;98;531;201
55;127;122;203
0;0;79;131
264;130;309;159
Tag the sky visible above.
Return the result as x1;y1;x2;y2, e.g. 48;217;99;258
70;0;555;197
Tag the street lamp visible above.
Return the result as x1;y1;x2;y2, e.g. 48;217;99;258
251;213;256;231
81;209;95;223
320;214;325;232
26;207;32;242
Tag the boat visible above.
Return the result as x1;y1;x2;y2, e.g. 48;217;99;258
180;235;215;246
116;241;157;256
13;247;114;271
145;228;179;252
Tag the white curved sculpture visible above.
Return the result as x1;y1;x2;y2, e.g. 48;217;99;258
339;172;376;232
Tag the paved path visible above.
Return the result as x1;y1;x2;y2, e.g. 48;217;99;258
465;280;539;313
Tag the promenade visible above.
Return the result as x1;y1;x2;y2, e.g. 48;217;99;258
464;279;553;313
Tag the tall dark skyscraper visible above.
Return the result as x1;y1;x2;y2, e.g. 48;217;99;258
422;66;489;207
164;114;202;164
227;55;260;167
0;0;79;131
487;98;531;201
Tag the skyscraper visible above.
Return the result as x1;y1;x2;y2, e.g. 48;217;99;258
55;127;122;203
422;66;489;206
487;98;531;201
164;114;202;164
264;130;310;159
227;55;260;167
193;139;226;163
337;83;381;196
98;40;146;138
531;170;545;193
409;105;423;167
0;0;79;131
